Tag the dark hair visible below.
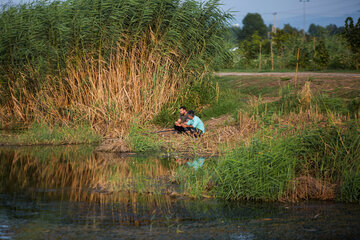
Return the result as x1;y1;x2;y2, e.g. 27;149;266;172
180;106;187;110
187;110;194;117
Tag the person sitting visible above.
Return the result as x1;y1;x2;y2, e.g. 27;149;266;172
181;110;205;137
174;106;189;133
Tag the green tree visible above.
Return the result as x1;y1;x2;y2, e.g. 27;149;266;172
226;25;242;44
240;13;267;40
325;24;344;35
313;39;329;69
283;24;300;35
308;24;325;37
344;17;360;69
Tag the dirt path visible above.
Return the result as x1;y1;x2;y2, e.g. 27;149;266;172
215;72;360;78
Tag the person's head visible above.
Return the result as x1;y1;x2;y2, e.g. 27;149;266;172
179;106;187;115
187;110;195;119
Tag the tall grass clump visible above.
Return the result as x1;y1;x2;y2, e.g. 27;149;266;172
215;125;360;202
215;135;299;201
128;120;162;152
338;171;360;203
0;0;231;135
300;126;360;183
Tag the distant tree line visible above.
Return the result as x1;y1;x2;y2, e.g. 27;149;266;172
222;13;359;71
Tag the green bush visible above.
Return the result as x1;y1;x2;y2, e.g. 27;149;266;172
152;103;178;127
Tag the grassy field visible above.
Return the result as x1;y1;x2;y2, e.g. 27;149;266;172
156;72;360;202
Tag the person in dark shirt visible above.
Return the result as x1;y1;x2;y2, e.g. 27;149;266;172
174;106;189;133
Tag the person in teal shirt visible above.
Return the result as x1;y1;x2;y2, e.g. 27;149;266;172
181;110;205;137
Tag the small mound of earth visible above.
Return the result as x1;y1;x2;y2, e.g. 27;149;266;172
95;138;130;152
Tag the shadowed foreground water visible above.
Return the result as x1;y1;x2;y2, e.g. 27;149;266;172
0;146;360;240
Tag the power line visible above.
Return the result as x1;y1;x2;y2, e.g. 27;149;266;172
300;0;310;36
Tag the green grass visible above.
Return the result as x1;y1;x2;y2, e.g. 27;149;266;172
200;89;246;121
338;171;360;203
215;134;299;201
1;122;101;145
200;75;279;121
213;124;360;202
128;120;163;152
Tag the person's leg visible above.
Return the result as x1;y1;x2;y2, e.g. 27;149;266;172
193;128;202;138
195;128;203;137
174;124;188;133
174;124;183;133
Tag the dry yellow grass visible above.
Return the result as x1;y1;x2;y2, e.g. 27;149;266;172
2;42;195;136
282;176;336;202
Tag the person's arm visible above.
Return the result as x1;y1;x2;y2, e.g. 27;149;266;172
181;120;193;128
175;118;182;126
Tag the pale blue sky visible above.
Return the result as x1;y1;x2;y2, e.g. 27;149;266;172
2;0;360;30
219;0;360;30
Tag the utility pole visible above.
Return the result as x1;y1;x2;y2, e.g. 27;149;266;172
300;0;310;38
259;41;262;71
272;12;277;33
270;12;277;71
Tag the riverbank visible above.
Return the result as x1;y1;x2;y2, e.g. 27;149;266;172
93;72;360;202
1;72;359;202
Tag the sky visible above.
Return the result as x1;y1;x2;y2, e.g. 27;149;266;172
219;0;360;30
2;0;360;31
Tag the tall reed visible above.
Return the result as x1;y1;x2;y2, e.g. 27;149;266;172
0;0;231;135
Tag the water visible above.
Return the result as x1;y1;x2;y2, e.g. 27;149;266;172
0;146;360;239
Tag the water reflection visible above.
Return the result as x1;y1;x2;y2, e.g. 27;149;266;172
1;146;360;239
0;146;175;198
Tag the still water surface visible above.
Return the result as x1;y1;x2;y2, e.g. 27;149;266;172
0;146;359;240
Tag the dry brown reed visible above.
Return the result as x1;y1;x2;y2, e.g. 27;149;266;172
299;81;312;105
4;41;192;136
282;175;336;202
95;138;130;152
